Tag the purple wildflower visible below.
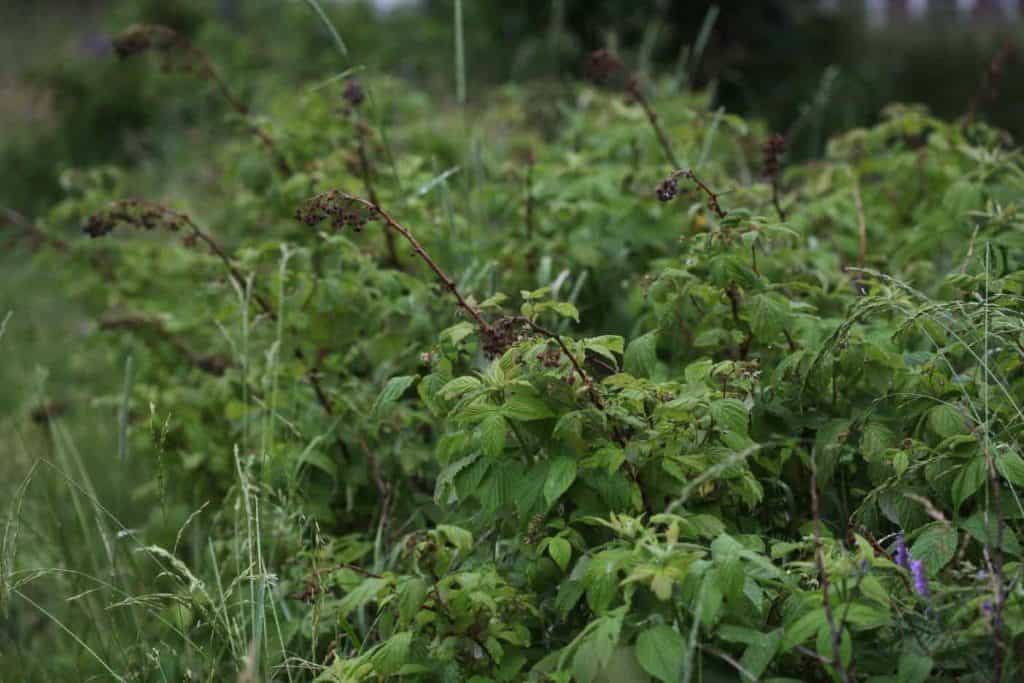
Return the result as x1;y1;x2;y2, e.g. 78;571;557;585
910;559;930;598
894;533;910;570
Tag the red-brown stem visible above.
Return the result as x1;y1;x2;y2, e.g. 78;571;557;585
2;207;69;252
524;150;536;241
669;169;728;219
515;316;603;410
343;195;493;334
771;176;786;222
353;117;400;268
628;78;679;169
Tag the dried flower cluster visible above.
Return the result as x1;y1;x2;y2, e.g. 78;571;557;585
584;49;624;85
112;24;211;78
296;191;380;231
343;79;366;108
480;316;528;358
83;200;187;238
655;175;679;202
655;169;727;218
761;133;785;180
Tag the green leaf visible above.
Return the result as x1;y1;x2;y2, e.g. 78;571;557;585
372;375;417;415
635;625;684;683
572;609;625;683
952;458;987;510
544;456;577;506
479;414;507;458
748;293;787;341
927;404;965;439
624;331;658;378
548;537;572;571
897;650;933;683
909;523;957;576
740;628;783;680
397;577;428;625
370;631;413;676
711;398;748;434
995;447;1024;488
436;524;473;554
440;376;483;400
337;577;388;616
502;392;555;421
782;609;827;651
441;321;476;346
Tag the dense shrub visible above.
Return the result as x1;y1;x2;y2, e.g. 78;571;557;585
4;21;1024;683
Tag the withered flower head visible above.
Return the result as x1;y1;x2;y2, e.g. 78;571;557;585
761;133;785;180
343;79;366;107
111;24;211;78
655;175;679;202
83;200;187;238
295;190;379;231
585;49;624;85
112;24;183;59
480;316;528;358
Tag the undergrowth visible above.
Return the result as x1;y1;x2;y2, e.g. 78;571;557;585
2;16;1024;683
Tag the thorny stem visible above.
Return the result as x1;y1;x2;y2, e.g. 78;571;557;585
179;213;276;318
353;116;400;268
809;455;850;683
665;169;728;219
99;312;230;376
341;195;493;334
770;175;786;222
627;77;680;169
514;317;604;410
524;149;536;241
2;207;69;252
181;43;293;177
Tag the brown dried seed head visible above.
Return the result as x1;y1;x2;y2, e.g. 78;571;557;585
585;49;624;85
112;24;182;59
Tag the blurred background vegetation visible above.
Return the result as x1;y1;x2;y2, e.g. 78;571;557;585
1;0;1022;219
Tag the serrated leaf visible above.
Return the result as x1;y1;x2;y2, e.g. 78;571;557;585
441;321;476;346
635;625;684;683
711;398;748;434
624;330;658;378
910;523;957;576
370;631;413;676
436;524;473;554
338;577;387;616
544;456;577;506
373;375;417;415
397;577;428;625
479;414;507;458
748;293;787;341
440;376;483;400
928;404;965;439
572;609;625;683
502;392;555;421
995;447;1024;488
740;628;783;679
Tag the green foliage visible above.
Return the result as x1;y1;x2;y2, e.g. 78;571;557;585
5;20;1024;683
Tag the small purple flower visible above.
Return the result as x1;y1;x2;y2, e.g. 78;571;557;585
982;600;993;615
910;559;930;598
894;533;910;570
